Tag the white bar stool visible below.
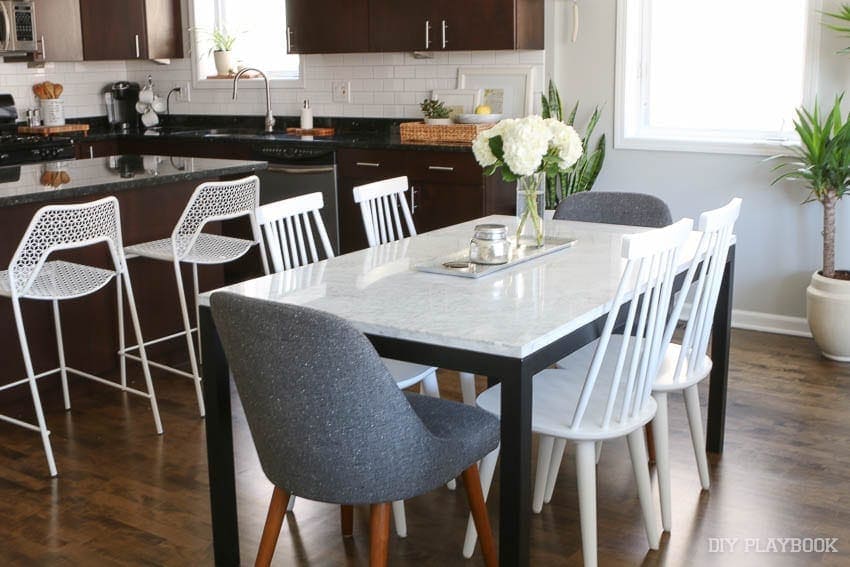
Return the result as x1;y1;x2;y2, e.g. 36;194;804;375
122;176;269;417
0;197;161;477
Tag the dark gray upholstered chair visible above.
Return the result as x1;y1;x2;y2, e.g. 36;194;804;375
553;191;673;228
211;292;500;567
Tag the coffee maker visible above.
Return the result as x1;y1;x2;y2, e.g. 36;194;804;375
104;82;140;131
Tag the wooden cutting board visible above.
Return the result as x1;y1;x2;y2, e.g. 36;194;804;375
18;124;90;137
285;127;335;137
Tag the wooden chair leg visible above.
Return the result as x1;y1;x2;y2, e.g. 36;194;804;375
256;486;290;567
462;465;498;567
341;505;354;537
369;503;391;567
645;422;657;464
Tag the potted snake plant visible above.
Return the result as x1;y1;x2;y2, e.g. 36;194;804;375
772;95;850;360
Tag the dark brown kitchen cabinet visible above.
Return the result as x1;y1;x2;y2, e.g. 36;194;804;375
75;140;119;160
286;0;369;54
337;148;514;253
369;0;543;52
79;0;182;61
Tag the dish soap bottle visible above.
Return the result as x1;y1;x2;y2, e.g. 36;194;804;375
300;99;313;131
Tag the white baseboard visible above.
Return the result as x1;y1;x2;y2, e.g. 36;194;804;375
679;304;812;338
731;309;812;338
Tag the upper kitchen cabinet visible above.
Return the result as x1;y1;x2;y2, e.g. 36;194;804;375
286;0;369;54
79;0;183;61
369;0;543;52
33;0;84;62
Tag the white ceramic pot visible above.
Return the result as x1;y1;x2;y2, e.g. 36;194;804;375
806;270;850;361
424;118;453;125
213;50;233;76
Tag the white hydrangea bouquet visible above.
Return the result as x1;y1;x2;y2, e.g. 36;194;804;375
472;116;583;247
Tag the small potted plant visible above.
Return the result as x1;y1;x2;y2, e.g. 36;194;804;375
420;98;453;125
772;95;850;360
208;27;237;76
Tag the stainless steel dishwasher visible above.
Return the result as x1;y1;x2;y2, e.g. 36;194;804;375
251;143;340;255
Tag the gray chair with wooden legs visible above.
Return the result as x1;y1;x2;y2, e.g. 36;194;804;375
211;292;500;567
553;191;673;228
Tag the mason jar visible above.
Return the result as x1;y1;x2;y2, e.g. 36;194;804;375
469;224;510;265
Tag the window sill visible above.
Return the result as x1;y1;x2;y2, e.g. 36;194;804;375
614;134;799;157
191;76;304;91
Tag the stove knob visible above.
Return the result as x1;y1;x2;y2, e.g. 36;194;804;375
0;153;9;160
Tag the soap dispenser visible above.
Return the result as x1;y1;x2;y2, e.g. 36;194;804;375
300;99;313;130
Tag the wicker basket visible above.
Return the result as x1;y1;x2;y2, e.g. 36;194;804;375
400;121;494;144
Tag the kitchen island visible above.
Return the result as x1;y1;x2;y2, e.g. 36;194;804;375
0;155;267;393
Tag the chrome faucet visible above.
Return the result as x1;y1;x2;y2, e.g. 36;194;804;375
232;68;276;133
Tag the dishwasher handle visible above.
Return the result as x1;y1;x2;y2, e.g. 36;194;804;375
266;165;336;175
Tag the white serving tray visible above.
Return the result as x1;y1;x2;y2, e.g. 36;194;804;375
414;236;578;279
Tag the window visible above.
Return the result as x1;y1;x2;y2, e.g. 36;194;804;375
190;0;301;85
615;0;819;155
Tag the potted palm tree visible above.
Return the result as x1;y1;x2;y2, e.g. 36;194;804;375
772;95;850;360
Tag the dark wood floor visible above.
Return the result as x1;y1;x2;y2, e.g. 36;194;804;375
1;330;849;566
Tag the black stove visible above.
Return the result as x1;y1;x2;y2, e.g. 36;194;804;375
0;94;75;166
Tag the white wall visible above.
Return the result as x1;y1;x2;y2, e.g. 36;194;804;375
0;60;126;118
546;0;850;332
126;50;545;119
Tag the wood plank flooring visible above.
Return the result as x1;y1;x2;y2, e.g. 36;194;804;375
1;329;849;566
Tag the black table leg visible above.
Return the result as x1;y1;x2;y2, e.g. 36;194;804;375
707;246;735;454
200;306;240;566
497;364;533;566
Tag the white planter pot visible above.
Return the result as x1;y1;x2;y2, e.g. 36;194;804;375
424;118;453;125
806;271;850;361
213;51;233;76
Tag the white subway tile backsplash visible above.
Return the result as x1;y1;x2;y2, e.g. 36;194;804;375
0;49;543;121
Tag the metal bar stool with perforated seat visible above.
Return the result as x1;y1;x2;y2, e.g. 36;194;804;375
0;197;161;477
123;176;269;417
256;191;442;536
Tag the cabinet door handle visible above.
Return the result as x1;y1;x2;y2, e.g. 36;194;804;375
89;146;94;159
286;26;293;52
425;20;432;49
410;185;417;213
441;20;448;49
135;34;141;58
40;35;46;60
428;165;454;172
355;162;381;168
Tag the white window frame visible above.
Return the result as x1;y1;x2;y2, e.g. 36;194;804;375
614;0;822;156
187;0;304;91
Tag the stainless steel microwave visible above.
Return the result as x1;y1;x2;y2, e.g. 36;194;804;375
0;1;36;54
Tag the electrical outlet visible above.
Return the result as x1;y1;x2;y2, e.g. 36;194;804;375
171;81;191;102
332;81;351;104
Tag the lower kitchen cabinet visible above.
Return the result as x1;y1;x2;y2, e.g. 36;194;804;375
75;140;119;159
337;148;514;253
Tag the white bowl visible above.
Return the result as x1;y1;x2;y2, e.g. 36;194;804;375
456;113;503;124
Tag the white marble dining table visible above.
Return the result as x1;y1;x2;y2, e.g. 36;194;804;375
197;215;736;567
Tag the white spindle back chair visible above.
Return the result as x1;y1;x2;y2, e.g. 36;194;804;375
466;219;694;567
123;176;269;417
0;197;161;477
257;192;334;271
353;176;416;247
649;197;742;531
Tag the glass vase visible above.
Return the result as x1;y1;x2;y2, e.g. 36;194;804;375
516;172;546;248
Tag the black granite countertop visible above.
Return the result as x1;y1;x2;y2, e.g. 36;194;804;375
0;155;267;208
72;115;477;153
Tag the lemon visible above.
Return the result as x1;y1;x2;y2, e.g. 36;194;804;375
475;104;492;115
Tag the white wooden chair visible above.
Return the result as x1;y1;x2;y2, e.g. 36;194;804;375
465;218;694;567
353;176;478;406
123;176;269;417
537;199;742;533
0;197;161;477
256;191;440;537
649;198;741;531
